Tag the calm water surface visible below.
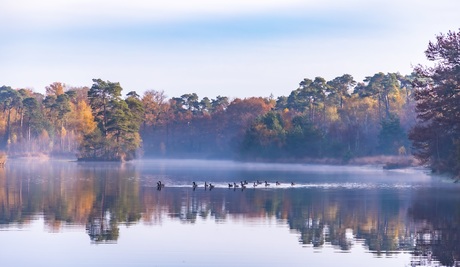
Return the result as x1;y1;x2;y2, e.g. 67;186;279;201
0;159;459;267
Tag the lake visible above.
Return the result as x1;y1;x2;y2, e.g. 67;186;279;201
0;158;459;267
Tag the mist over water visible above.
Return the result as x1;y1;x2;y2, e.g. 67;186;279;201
134;159;433;187
0;159;458;267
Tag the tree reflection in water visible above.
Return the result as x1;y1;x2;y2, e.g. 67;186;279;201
0;160;459;266
408;188;460;266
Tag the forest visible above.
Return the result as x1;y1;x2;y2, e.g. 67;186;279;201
0;30;459;176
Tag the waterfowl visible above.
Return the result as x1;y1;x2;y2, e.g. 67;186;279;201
291;182;295;186
157;181;165;190
228;183;234;188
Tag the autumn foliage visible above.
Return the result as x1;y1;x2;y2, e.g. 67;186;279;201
0;72;414;162
0;30;457;170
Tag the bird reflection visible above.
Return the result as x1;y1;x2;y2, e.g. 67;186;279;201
157;181;165;191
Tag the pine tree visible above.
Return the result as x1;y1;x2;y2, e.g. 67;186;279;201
409;30;460;174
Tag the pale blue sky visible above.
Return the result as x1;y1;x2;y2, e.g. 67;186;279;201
1;0;459;99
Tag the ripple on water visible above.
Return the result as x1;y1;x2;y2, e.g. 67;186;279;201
145;181;420;190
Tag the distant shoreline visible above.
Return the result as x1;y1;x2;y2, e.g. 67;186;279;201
4;153;419;168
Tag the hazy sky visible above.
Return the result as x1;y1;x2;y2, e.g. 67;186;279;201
1;0;459;99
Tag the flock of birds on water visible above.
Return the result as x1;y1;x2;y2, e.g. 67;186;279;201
156;180;295;191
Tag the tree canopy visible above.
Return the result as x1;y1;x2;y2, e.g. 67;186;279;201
409;29;460;175
78;79;143;161
0;29;458;170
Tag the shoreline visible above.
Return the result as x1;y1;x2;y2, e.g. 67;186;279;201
3;154;421;170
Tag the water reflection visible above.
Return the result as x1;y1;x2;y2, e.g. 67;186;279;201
0;159;459;266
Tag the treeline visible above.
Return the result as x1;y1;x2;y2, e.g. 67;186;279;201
141;72;415;162
0;79;144;161
0;72;415;161
0;83;95;157
0;29;459;175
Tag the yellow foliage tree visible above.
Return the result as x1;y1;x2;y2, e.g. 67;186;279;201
46;82;65;96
